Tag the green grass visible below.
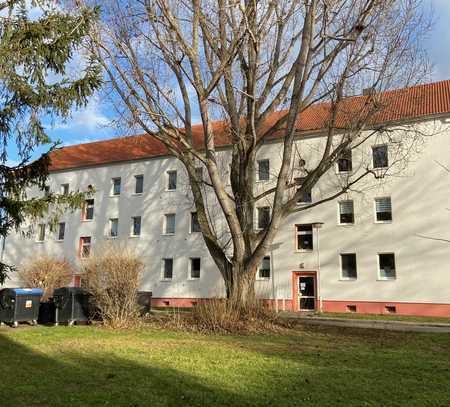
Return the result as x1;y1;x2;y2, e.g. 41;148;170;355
0;324;449;406
319;312;450;324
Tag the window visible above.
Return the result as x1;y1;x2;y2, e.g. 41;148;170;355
44;186;50;197
295;177;312;204
195;166;203;181
61;184;69;195
167;170;177;190
190;212;201;233
109;218;119;237
257;159;270;181
296;224;313;251
338;149;352;172
135;175;144;194
131;216;141;236
112;177;121;196
378;253;396;279
372;145;388;168
340;254;357;279
258;256;271;279
190;258;201;279
375;197;392;222
57;222;65;241
164;213;176;234
83;199;94;220
257;207;270;230
162;258;173;280
338;200;354;224
79;237;91;258
37;224;46;242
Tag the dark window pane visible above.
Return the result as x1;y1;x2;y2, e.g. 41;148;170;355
163;259;173;279
167;171;177;190
191;212;201;232
135;175;144;194
341;254;357;279
258;159;270;181
373;145;388;168
375;198;392;221
258;207;270;229
112;178;121;195
84;199;94;220
110;219;118;237
259;256;271;279
58;222;65;240
191;258;201;279
165;214;176;234
338;149;352;172
379;253;396;279
339;201;354;224
133;216;141;236
296;225;313;250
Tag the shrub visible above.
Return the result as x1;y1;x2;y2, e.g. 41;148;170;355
18;256;74;300
82;245;143;329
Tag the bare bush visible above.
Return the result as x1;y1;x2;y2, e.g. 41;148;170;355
18;256;74;300
82;246;143;329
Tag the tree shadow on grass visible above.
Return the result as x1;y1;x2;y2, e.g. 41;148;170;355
0;331;259;407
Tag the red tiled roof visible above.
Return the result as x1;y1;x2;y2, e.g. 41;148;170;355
49;80;450;172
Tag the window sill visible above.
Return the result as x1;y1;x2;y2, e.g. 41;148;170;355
165;189;177;192
188;231;201;235
188;277;200;281
377;277;396;281
55;239;64;243
129;235;141;238
297;202;313;206
336;170;353;176
339;278;357;281
109;194;120;198
256;179;270;183
131;193;143;196
161;233;175;236
35;240;45;244
106;236;118;240
338;223;355;227
256;277;270;281
374;220;392;224
160;279;173;282
295;249;313;253
81;219;94;223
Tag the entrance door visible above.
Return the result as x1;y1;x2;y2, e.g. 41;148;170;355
298;276;316;311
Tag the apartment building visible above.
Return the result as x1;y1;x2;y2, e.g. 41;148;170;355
2;80;450;317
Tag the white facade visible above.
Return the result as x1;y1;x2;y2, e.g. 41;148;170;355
2;117;450;316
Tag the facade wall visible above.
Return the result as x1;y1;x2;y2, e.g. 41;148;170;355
2;119;450;316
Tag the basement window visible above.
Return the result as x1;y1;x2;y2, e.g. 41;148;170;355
346;305;357;313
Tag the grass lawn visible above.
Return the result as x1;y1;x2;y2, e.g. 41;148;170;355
318;312;450;324
0;324;449;407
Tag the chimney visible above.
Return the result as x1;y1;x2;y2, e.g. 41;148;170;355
362;87;375;96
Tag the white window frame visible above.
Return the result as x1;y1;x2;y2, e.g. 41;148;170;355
188;257;201;280
190;212;201;233
163;213;176;235
257;159;270;181
336;149;353;174
36;223;46;242
339;253;357;281
83;199;94;221
295;224;313;252
256;206;271;230
374;197;393;224
377;252;397;280
111;177;121;196
166;170;177;191
257;256;271;280
337;200;355;225
161;258;174;281
79;236;92;258
56;222;65;241
134;174;144;195
60;183;69;195
130;216;141;237
109;218;119;238
372;144;389;169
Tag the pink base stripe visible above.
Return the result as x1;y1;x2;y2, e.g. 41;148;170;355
151;297;450;317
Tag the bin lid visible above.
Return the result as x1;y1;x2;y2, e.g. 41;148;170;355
12;288;44;295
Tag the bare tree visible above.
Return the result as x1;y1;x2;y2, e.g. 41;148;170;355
77;0;431;310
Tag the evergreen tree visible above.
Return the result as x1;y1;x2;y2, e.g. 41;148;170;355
0;1;102;283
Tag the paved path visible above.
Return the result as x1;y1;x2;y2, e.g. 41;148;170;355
282;313;450;333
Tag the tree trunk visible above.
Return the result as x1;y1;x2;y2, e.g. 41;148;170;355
223;262;257;311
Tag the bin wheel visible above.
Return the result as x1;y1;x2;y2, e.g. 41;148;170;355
54;322;59;327
13;321;18;328
32;320;38;326
68;320;75;326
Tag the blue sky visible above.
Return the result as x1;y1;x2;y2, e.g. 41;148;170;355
7;0;450;163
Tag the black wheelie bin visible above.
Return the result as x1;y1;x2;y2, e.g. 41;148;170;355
53;287;91;325
0;288;43;327
137;291;152;316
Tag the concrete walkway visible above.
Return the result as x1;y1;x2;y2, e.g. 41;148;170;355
282;313;450;333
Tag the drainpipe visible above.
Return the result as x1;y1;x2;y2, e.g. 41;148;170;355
312;222;324;313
